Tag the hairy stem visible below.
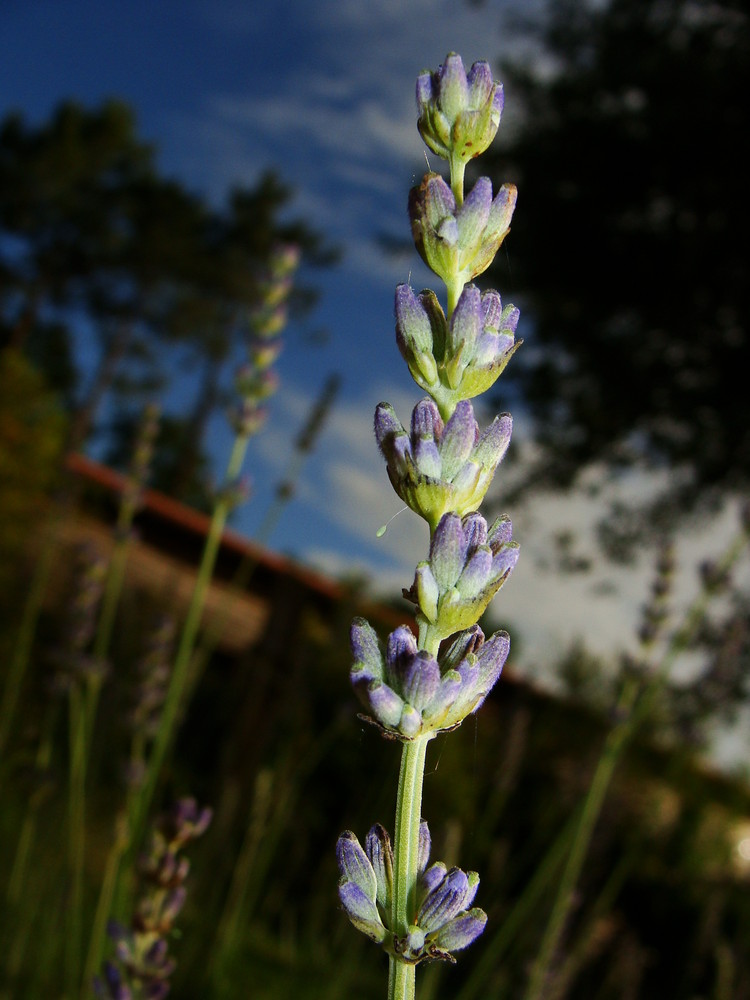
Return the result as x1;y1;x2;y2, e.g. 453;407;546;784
389;733;432;1000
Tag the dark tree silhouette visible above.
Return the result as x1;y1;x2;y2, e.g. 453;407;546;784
484;0;749;532
0;102;335;499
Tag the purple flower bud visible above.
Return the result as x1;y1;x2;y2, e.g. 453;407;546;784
400;651;441;711
443;626;485;669
418;820;431;875
350;618;383;681
164;798;213;846
407;509;518;641
338;881;387;943
488;514;513;547
365;679;404;729
433;908;488;952
463;180;518;281
386;626;419;683
437;53;469;120
433;628;511;731
409;173;459;281
487;184;517;243
491;542;521;581
416;71;434;110
411;397;444;442
375;398;510;531
467;61;495;113
418;867;479;933
417;53;505;163
424;670;462;723
409;171;516;284
463;511;488;549
446;284;482;386
413;563;439;623
374;401;406;450
439;401;478;480
365;823;393;911
474;629;511;697
413;434;442;478
94;961;133;1000
473;412;512;469
456;545;493;598
458;177;493;251
419;861;448;901
395;284;438;388
337;830;377;899
430;513;468;590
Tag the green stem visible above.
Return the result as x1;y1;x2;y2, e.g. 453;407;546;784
389;733;432;1000
389;957;416;1000
131;430;250;845
85;507;135;738
0;515;60;762
522;677;639;1000
82;810;130;992
450;155;466;207
67;681;87;997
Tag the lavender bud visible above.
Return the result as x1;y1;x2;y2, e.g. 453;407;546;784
395;284;439;388
409;173;516;286
94;961;133;1000
417;53;504;163
336;830;378;901
336;830;387;944
364;680;405;729
350;618;384;680
375;399;511;530
417;867;479;933
395;861;485;964
405;512;519;640
419;861;449;901
417;820;431;875
432;908;488;953
423;628;510;732
400;651;441;711
338;881;387;944
365;823;394;911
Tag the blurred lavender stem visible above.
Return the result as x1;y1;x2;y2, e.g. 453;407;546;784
86;403;160;740
186;372;340;701
130;429;250;844
128;243;299;849
522;515;750;1000
0;513;62;763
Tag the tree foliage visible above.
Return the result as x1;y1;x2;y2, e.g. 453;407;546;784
486;0;749;520
0;100;334;498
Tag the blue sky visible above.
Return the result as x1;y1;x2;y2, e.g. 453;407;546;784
4;0;748;719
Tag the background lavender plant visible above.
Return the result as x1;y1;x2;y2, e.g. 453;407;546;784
95;797;211;1000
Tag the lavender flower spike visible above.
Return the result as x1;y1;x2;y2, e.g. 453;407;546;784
338;53;521;990
97;798;211;997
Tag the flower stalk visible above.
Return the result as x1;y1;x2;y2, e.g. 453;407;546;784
127;242;299;851
337;54;520;995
